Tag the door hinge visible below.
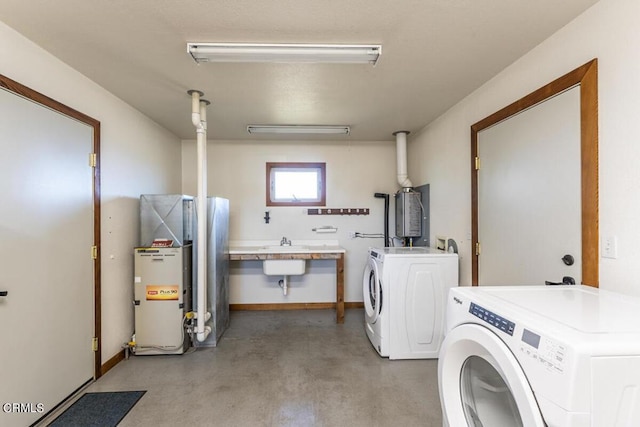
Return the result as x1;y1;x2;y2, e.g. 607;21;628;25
91;246;98;260
89;153;97;168
92;337;99;352
475;242;481;256
475;156;481;170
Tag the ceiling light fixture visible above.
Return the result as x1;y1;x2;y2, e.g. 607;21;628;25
247;125;351;135
187;43;381;65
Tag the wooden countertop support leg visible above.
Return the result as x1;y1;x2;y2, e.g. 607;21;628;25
336;253;345;324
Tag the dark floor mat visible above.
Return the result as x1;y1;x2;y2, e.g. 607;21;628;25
48;391;146;427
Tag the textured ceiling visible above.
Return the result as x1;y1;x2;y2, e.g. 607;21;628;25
0;0;599;141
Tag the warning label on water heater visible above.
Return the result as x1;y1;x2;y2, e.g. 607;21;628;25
146;285;179;301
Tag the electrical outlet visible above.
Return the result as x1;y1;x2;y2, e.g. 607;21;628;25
348;231;357;239
602;235;618;259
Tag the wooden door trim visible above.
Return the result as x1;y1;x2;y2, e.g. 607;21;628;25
0;74;103;377
471;59;598;287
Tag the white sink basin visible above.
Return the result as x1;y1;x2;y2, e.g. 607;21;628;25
260;245;309;252
263;259;306;275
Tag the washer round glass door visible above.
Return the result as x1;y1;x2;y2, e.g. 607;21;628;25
438;323;545;427
362;256;382;323
461;356;523;426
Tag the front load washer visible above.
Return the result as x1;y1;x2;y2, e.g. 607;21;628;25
439;285;640;427
363;247;458;359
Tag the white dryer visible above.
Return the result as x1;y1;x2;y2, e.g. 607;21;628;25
439;285;640;427
363;247;458;359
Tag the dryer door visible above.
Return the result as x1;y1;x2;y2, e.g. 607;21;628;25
363;257;382;324
438;324;545;427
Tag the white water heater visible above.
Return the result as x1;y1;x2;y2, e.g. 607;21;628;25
395;191;422;238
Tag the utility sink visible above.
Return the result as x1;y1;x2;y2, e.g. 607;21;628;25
263;259;306;275
260;243;308;276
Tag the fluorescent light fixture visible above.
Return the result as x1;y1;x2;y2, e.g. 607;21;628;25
247;125;351;135
187;43;381;65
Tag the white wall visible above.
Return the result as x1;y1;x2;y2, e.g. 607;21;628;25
182;139;398;303
5;0;634;365
408;0;640;296
0;21;182;363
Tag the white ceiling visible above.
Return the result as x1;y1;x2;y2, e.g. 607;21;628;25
0;0;599;141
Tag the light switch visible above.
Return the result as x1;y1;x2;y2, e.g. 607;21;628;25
602;235;618;259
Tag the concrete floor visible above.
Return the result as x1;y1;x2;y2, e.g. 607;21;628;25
53;309;443;426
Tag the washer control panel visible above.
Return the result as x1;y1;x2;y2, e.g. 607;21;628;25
469;303;515;336
468;302;567;375
520;329;566;374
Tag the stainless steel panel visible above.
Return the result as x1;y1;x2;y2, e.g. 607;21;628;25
140;194;195;247
395;191;422;238
413;184;430;246
194;197;230;347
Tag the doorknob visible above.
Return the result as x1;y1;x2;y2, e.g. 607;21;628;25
545;276;576;286
562;254;574;266
0;291;7;297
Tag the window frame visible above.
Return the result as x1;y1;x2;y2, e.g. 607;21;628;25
266;162;326;207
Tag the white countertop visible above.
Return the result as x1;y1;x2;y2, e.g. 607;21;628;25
229;239;346;255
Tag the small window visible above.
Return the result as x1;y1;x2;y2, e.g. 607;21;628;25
266;162;326;207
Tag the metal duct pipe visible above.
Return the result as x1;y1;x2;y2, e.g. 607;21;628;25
188;89;212;342
393;131;413;189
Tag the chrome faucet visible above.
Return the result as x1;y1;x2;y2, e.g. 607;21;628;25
280;236;291;246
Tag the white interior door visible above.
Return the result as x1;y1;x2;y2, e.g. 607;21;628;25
477;87;581;286
0;88;95;426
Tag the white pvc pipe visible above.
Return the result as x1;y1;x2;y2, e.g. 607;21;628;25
394;131;413;189
191;98;201;127
280;276;288;296
189;90;212;342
